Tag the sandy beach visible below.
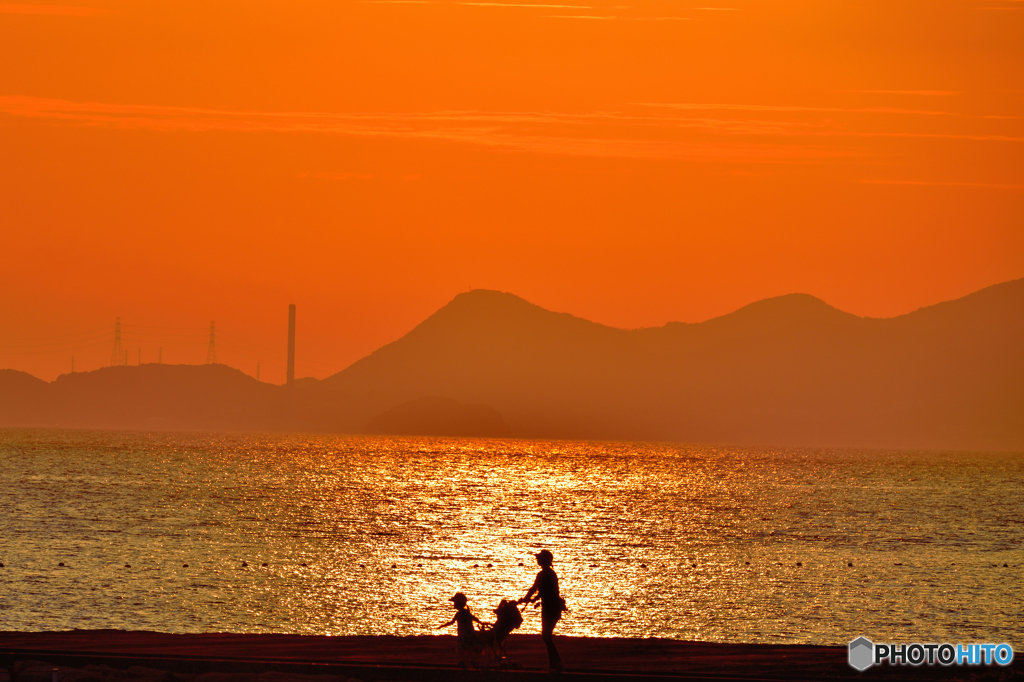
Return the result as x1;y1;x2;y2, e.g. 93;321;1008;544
0;631;1019;682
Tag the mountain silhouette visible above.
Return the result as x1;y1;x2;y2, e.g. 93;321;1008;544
310;279;1024;449
2;278;1022;450
0;364;280;431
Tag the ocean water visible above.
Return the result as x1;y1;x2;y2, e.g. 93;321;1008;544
0;428;1020;645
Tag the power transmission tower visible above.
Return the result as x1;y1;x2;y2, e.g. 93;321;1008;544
110;317;125;366
205;321;217;364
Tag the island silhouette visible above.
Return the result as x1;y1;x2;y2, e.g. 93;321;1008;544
1;277;1022;451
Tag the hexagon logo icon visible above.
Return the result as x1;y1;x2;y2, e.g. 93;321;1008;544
849;637;874;671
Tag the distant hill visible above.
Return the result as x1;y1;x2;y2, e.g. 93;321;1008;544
0;363;281;431
0;369;49;424
2;279;1022;451
308;278;1024;450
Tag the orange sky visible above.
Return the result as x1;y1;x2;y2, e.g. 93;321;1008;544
2;0;1022;383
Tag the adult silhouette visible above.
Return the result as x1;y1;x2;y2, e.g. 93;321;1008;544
519;549;565;671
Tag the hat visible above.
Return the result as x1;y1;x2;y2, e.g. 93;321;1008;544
535;549;553;565
449;592;468;606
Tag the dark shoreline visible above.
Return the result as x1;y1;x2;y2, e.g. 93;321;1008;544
0;632;1018;682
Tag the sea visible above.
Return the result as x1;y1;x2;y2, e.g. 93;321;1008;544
0;428;1020;646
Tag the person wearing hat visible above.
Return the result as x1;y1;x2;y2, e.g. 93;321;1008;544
439;591;483;666
519;549;566;671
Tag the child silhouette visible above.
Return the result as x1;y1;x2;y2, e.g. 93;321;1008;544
439;592;484;667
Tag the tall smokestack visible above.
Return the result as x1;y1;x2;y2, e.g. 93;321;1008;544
287;304;296;387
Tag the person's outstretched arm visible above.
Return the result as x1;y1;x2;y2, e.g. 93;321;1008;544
520;573;541;604
438;616;456;629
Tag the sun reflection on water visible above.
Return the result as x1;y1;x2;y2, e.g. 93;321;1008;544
0;430;1020;645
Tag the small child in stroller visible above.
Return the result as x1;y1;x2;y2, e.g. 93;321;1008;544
478;598;525;667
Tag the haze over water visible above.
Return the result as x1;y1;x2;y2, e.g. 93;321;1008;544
0;429;1020;645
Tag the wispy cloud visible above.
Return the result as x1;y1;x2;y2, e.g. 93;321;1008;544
545;14;689;19
299;172;377;181
2;95;1020;167
839;90;958;96
357;0;725;17
0;96;625;131
299;171;425;181
0;3;104;15
461;2;590;7
840;131;1024;142
640;102;956;116
646;100;1024;122
358;0;711;15
0;95;848;162
360;0;593;6
862;179;1024;189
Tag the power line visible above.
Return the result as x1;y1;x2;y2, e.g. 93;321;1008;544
214;327;333;373
120;333;206;344
0;326;110;343
120;323;208;331
0;336;111;353
0;331;112;349
0;339;110;356
217;330;339;371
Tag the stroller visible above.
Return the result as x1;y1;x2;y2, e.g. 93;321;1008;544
476;598;526;668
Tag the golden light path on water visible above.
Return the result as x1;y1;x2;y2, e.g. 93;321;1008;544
0;429;1021;645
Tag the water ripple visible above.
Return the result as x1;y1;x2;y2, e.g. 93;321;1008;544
0;429;1020;644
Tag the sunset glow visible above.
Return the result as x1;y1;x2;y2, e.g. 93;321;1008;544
2;0;1022;382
